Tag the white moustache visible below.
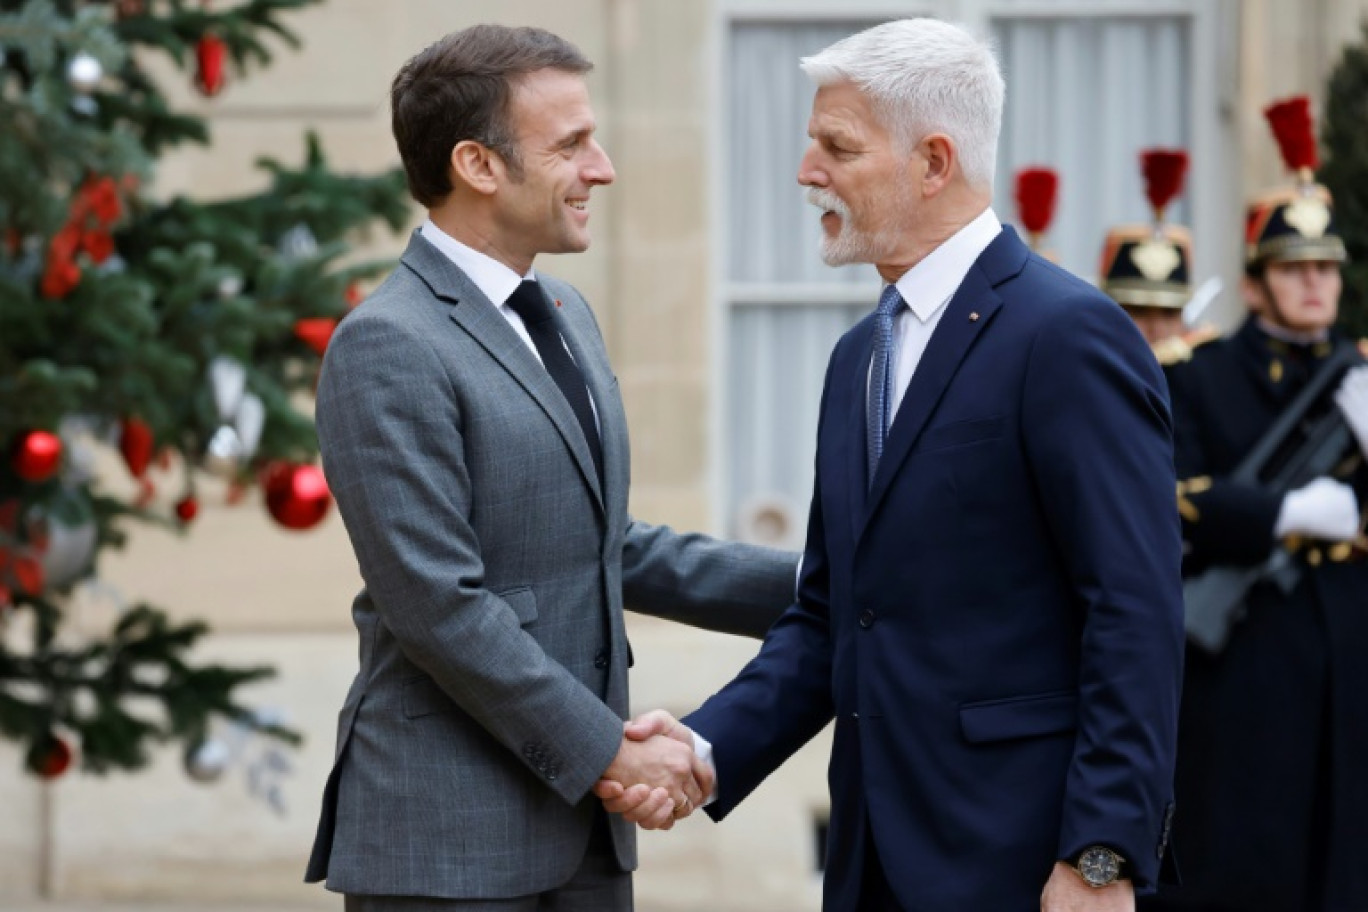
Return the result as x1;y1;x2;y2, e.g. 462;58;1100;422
806;188;849;218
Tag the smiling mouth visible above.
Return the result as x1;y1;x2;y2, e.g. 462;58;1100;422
567;200;588;212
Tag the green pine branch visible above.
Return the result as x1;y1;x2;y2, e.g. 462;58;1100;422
1321;21;1368;339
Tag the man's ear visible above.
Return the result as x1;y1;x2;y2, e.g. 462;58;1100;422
450;140;499;196
917;133;956;196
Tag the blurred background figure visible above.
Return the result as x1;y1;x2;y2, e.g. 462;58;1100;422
1144;94;1368;912
1099;148;1219;361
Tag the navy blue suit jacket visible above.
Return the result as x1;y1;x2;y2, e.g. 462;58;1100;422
686;227;1184;911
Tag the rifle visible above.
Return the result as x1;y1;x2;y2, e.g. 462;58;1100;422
1183;341;1366;654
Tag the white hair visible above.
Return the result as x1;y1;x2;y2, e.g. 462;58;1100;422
800;18;1005;191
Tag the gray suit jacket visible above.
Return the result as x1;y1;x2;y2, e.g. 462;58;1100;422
304;231;797;900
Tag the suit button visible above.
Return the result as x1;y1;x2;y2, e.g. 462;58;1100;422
858;609;875;628
851;712;860;721
594;649;609;669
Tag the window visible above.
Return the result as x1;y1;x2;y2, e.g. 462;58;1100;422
722;19;885;548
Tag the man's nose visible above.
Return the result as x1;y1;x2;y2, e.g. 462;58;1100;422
797;145;826;188
586;140;615;185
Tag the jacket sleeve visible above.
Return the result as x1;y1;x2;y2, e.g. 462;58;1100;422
1166;363;1284;570
315;311;624;806
1020;298;1185;890
621;521;798;639
680;349;842;816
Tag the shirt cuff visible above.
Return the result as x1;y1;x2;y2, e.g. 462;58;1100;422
691;729;719;807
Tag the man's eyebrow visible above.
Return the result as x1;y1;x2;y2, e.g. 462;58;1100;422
555;125;595;146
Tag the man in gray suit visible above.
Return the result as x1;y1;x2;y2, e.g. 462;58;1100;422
303;23;797;912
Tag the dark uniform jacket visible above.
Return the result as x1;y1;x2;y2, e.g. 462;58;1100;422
1151;317;1368;912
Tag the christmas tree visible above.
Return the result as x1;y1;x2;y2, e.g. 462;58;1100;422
1321;21;1368;338
0;0;408;780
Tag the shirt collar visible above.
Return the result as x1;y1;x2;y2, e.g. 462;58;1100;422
420;218;535;307
892;206;1002;323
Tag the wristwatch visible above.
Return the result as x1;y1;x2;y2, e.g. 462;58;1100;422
1068;845;1128;887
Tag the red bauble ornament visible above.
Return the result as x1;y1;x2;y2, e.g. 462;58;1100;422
79;176;122;225
345;281;365;309
27;734;73;780
40;259;81;299
119;417;155;478
81;230;115;264
195;33;228;97
262;462;332;530
12;431;62;482
294;317;337;357
175;496;199;523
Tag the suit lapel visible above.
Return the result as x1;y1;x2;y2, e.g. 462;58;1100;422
863;228;1027;521
841;319;876;545
399;233;606;512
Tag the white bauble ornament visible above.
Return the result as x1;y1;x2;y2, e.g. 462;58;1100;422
184;738;230;783
203;425;245;477
66;53;103;93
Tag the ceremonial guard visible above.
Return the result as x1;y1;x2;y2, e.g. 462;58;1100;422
1099;148;1218;361
1142;97;1368;912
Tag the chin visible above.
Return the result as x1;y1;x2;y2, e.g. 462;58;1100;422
820;233;878;268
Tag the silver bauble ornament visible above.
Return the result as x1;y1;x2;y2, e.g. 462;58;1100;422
277;223;318;260
69;95;98;117
208;355;247;422
217;273;244;299
234;393;266;460
66;53;103;93
203;425;245;477
184;738;230;783
36;512;99;590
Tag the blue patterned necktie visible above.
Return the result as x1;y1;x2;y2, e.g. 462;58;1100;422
867;285;905;488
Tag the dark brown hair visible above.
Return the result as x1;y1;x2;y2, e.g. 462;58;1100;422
390;25;592;207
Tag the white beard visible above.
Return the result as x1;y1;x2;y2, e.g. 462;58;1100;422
807;187;906;267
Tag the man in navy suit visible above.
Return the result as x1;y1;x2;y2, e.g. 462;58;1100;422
598;18;1183;912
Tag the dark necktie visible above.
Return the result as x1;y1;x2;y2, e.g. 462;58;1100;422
867;285;905;488
504;280;604;484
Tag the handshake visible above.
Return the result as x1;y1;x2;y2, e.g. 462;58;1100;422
594;710;709;830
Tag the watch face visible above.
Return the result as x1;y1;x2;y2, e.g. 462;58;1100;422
1078;846;1121;887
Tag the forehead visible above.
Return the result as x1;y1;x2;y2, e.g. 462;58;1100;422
808;80;883;136
1267;259;1341;274
508;68;595;138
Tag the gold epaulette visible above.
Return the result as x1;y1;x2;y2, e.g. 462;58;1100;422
1153;325;1220;367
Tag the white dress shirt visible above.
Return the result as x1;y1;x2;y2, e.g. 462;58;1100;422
420;218;544;364
882;206;1002;421
692;207;1003;805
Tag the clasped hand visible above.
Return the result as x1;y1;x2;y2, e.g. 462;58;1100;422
595;710;707;830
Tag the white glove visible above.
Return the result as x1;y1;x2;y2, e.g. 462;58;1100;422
1274;477;1362;542
1334;364;1368;457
